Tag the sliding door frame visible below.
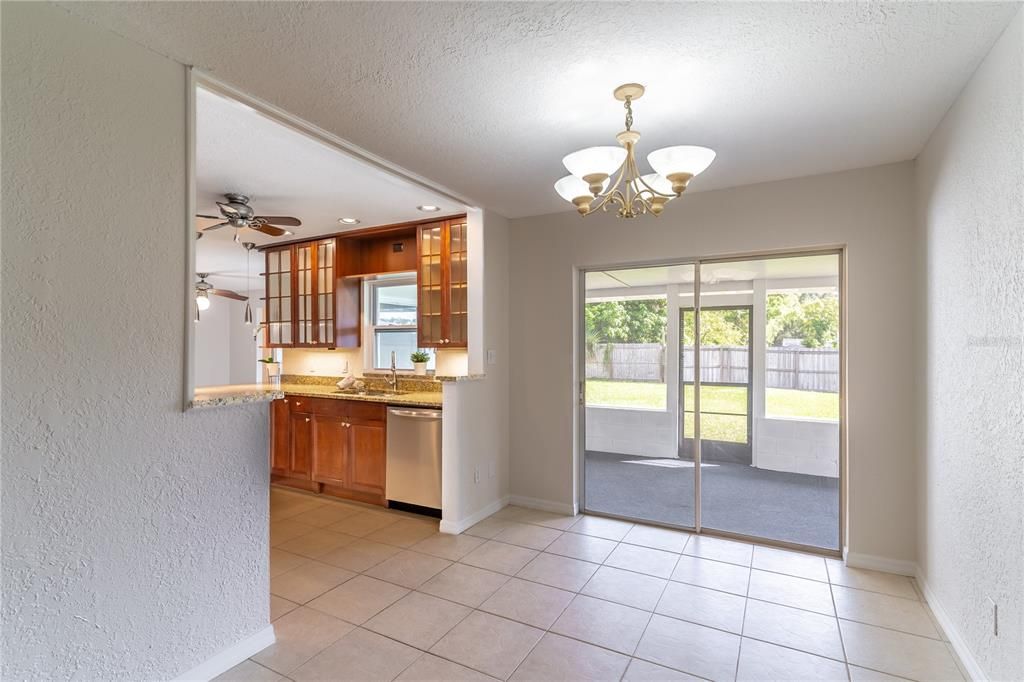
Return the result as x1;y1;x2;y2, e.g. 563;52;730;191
575;245;846;557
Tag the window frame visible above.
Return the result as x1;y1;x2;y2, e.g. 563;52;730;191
363;275;432;373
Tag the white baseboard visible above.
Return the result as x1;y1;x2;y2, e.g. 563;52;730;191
844;551;917;576
508;494;576;516
173;625;276;682
916;568;986;681
440;496;509;534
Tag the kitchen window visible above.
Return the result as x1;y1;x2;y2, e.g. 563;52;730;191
366;275;436;371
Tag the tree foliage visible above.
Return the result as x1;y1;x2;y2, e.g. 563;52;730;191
585;299;667;345
765;293;838;348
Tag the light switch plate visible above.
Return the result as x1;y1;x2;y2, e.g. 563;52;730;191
487;349;497;365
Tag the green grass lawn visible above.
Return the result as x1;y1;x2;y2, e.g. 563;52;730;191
586;379;839;443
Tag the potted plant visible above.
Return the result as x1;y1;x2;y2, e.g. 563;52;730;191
258;356;281;384
410;350;430;376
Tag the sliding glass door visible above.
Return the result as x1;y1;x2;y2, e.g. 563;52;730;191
581;252;842;552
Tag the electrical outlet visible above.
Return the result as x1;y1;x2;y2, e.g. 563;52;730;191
988;597;998;636
487;349;497;365
473;466;480;484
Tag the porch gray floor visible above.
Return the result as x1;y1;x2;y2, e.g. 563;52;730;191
584;451;840;550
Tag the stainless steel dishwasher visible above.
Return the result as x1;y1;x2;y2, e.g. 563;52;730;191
385;407;442;513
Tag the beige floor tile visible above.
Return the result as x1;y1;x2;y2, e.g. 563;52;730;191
748;568;835;615
736;637;849;681
271;561;356;604
418;563;510;607
825;560;918;599
751;545;829;582
581;565;667;611
544;531;618;563
328;511;401;537
847;665;913;681
213;659;285;681
307;574;409;624
635;614;741;682
511;632;630;681
832;584;940;638
411;532;485;560
840;619;963;681
270;595;299;621
364;591;471;649
397;654;497;681
251;606;354;675
289;503;364;528
623;658;702;681
515;509;580;530
671;555;750;596
291;627;420;681
270;548;311;577
516;552;599;591
465;517;517;539
550;594;651;655
605;543;680;579
270;519;318;547
682;535;753;566
492;505;532;521
742;599;845;660
365;549;452;588
479;577;575;629
569;515;634;541
317;537;402;572
366;518;440;548
461;540;539;576
491;521;563;550
656;581;746;633
429;611;544;680
622;525;691;553
276;528;357;559
271;497;325;522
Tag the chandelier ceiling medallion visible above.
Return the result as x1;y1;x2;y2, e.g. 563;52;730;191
554;83;715;218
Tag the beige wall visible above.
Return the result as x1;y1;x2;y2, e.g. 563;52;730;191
2;4;270;679
915;9;1023;680
509;162;919;561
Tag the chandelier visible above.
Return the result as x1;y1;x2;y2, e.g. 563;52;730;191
554;83;715;218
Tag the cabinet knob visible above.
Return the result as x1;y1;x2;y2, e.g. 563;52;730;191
283;399;288;404
305;417;311;422
294;401;301;406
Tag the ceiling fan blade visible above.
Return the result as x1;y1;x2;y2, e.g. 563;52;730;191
255;216;301;227
196;215;227;229
251;224;289;237
201;222;230;231
209;288;248;301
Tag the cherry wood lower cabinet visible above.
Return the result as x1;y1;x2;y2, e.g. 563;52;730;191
270;397;388;505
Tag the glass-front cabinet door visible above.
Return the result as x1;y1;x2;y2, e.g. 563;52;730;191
315;239;336;347
264;246;294;346
416;218;468;349
263;239;337;348
295;243;314;345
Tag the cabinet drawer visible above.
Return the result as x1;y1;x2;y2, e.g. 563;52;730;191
345;400;387;423
285;396;347;417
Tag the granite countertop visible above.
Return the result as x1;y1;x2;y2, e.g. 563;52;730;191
279;383;443;408
190;384;284;409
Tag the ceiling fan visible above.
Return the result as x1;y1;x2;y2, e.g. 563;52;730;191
196;193;301;242
194;272;247;318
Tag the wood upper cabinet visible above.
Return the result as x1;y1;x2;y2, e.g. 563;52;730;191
417;217;468;348
263;239;336;348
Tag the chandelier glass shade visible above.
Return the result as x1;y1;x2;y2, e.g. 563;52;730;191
554;83;715;218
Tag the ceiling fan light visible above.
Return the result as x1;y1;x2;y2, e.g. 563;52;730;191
647;146;716;181
562;146;627;179
195;290;211;311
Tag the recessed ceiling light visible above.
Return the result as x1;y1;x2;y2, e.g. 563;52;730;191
417;205;441;212
338;218;360;225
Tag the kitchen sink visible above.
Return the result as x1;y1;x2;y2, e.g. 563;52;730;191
333;388;405;397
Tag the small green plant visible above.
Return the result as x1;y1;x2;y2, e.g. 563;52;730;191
257;357;277;364
410;350;430;363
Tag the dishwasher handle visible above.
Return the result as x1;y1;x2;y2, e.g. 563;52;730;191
388;408;442;420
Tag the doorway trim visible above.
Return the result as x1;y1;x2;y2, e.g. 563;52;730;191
574;246;846;557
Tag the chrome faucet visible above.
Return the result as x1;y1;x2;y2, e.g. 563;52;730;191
385;350;398;392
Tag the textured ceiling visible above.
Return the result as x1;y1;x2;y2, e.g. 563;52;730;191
59;2;1018;218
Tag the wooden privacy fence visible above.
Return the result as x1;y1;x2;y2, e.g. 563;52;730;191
587;343;839;392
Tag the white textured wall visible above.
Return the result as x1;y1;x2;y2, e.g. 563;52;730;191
915;9;1023;681
510;162;918;562
441;211;511;529
1;4;270;679
195;297;232;387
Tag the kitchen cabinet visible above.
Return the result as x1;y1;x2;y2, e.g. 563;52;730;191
417;217;468;348
269;397;387;505
263;238;336;348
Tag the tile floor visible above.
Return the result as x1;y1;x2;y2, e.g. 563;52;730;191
218;488;966;682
